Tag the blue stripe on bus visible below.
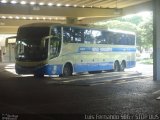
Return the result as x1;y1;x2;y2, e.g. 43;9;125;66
43;64;63;75
79;47;136;52
42;61;136;75
16;61;136;75
74;62;114;73
73;61;135;73
62;47;136;56
112;48;136;52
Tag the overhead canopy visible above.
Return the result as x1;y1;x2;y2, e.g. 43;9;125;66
0;0;152;33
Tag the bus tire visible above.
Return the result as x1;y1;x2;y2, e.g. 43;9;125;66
114;61;120;72
120;61;126;71
62;63;73;77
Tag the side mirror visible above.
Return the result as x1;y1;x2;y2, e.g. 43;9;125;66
5;36;17;47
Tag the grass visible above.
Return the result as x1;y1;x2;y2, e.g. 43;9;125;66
137;58;153;64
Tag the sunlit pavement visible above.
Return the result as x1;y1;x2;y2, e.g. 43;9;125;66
126;62;153;76
1;62;160;120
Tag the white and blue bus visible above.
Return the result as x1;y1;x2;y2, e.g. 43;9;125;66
11;23;136;77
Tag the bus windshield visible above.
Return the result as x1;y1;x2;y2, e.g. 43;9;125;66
15;26;50;61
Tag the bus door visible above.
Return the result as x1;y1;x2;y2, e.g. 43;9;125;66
49;26;62;59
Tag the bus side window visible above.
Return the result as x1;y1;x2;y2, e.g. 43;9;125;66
115;33;121;45
63;27;73;43
51;26;61;39
84;29;94;44
108;32;114;45
74;28;84;43
99;31;108;44
94;30;107;44
50;37;61;58
123;34;128;45
104;31;110;44
131;35;135;45
126;35;132;45
128;35;135;45
120;34;126;45
50;26;61;58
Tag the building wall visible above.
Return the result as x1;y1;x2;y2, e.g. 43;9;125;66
0;34;16;63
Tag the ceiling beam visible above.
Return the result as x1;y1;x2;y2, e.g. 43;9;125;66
0;26;18;34
0;3;121;17
87;0;115;8
0;1;153;34
0;19;65;26
0;16;116;26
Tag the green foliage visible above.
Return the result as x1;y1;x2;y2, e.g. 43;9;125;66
137;17;153;50
115;15;143;25
90;12;153;50
91;20;137;32
138;59;153;64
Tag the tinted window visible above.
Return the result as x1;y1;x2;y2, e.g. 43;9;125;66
93;30;103;44
62;27;135;45
74;28;84;43
51;26;61;38
16;26;49;61
63;27;84;43
106;32;135;45
84;29;94;44
50;26;62;58
63;27;73;43
84;29;106;44
17;27;49;40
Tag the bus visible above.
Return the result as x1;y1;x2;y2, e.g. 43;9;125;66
9;23;136;77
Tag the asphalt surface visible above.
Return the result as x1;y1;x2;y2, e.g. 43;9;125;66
0;63;160;120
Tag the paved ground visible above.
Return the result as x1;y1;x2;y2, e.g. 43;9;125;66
0;63;160;120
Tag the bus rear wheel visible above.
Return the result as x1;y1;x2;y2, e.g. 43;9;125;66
62;63;73;77
114;61;120;72
120;61;126;71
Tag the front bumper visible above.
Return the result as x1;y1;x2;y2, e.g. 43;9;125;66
15;64;62;75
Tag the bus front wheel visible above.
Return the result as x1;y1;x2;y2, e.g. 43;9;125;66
62;63;73;77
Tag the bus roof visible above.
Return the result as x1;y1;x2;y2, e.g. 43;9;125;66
21;23;88;28
20;22;61;28
20;22;135;35
107;29;135;35
62;24;136;35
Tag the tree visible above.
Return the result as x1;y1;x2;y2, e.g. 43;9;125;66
91;20;137;32
137;16;153;51
90;12;153;51
115;15;143;25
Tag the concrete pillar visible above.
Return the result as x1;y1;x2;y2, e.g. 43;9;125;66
66;17;78;24
153;0;160;81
